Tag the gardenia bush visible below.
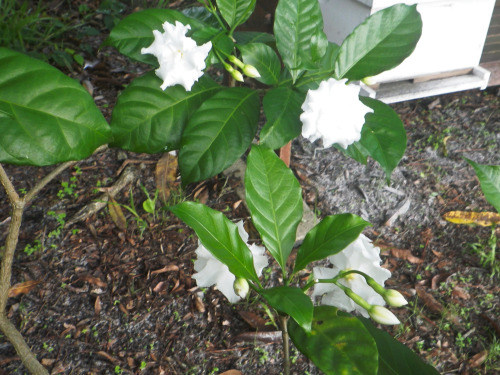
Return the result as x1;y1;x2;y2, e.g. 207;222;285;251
0;0;447;374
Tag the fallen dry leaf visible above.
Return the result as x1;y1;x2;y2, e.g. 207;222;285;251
79;274;107;288
468;350;488;368
155;153;178;203
8;280;41;298
238;311;272;331
150;264;179;275
107;196;127;231
451;286;470;300
96;351;119;363
389;248;423;264
220;371;242;375
443;211;500;227
416;286;444;314
95;296;102;315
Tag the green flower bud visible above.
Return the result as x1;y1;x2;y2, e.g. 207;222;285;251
233;277;249;299
383;289;408;307
242;64;260;78
230;69;244;82
368;305;401;325
365;276;407;307
228;55;245;69
223;62;244;82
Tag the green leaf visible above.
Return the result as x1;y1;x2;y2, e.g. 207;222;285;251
294;214;370;273
239;43;281;85
179;87;259;184
259;87;305;150
0;47;111;166
274;0;325;82
234;31;275;45
281;42;339;92
334;4;422;81
260;287;313;331
170;201;259;283
216;0;256;29
245;145;303;272
465;159;500;213
357;316;440;375
110;73;221;153
103;9;208;65
357;96;407;182
289;306;378;375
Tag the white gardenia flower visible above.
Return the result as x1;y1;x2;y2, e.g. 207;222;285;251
311;234;390;318
141;21;212;91
192;221;268;303
300;78;373;149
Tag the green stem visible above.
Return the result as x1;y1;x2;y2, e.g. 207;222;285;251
279;314;291;375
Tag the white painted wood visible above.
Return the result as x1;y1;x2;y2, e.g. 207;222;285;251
359;66;491;103
319;0;496;83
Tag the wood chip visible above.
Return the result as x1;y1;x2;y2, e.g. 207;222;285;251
95;296;102;315
79;274;107;288
220;371;243;375
234;331;282;344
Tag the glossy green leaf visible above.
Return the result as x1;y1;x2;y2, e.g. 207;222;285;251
334;4;422;81
182;6;220;29
356;96;407;182
357;316;440;375
245;145;303;272
465;158;500;213
281;42;339;92
239;43;281;85
0;47;110;166
274;0;325;82
179;87;259;184
294;214;370;273
289;306;378;375
170;201;259;283
110;73;221;153
259;87;305;150
234;31;275;45
260;287;313;331
216;0;256;29
103;9;208;65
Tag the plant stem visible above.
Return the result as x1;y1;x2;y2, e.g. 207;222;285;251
0;160;76;374
279;314;291;375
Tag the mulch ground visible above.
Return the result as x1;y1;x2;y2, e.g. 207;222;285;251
0;1;499;374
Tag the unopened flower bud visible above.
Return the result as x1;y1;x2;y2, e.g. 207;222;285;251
228;55;245;69
368;305;401;325
383;289;408;307
365;276;407;307
230;69;244;82
233;277;249;299
362;76;377;86
243;64;260;78
223;62;244;82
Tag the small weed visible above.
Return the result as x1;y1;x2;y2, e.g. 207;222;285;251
208;368;219;375
139;361;147;370
255;346;269;364
114;365;123;374
42;342;54;353
468;227;499;276
24;239;42;256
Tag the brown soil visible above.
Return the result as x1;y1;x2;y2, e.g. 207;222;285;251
0;1;499;374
